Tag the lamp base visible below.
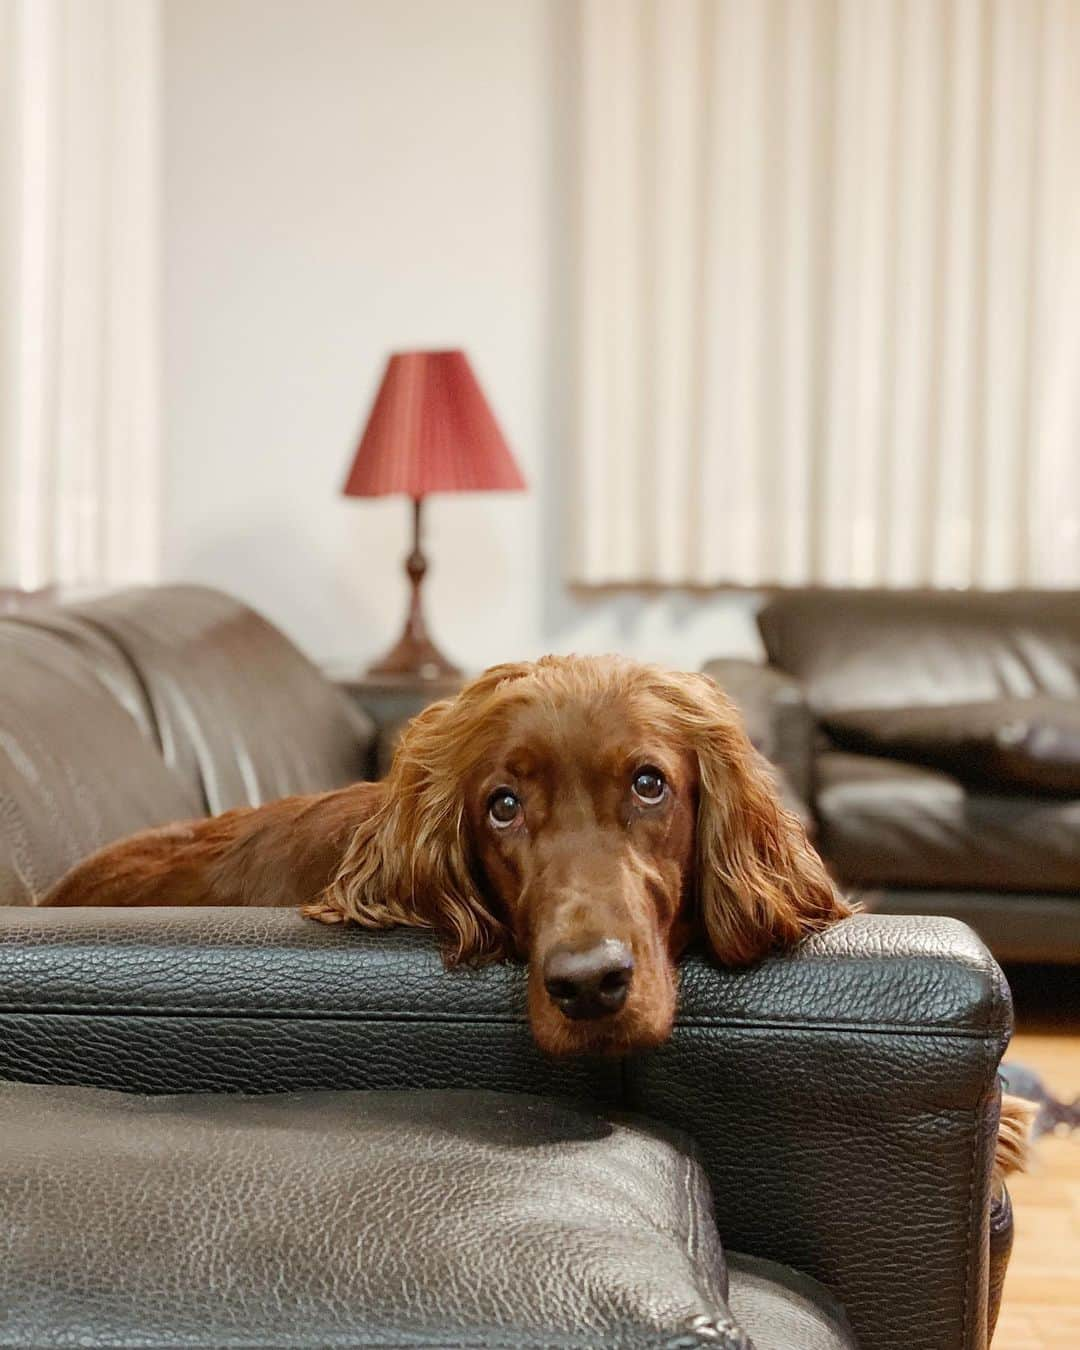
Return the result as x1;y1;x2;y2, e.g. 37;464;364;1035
365;631;462;681
364;496;463;682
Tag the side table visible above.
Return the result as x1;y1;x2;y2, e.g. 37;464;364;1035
329;670;466;777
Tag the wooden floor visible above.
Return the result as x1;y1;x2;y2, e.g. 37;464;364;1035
993;967;1080;1350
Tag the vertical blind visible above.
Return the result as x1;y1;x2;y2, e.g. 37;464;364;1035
576;0;1080;588
0;0;160;589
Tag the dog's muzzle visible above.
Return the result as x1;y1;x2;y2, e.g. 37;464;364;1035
542;939;634;1020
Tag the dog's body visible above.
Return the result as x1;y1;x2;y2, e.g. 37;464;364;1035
45;783;381;911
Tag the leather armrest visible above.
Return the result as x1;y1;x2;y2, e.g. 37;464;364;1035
702;658;816;810
0;907;1011;1350
0;907;1006;1039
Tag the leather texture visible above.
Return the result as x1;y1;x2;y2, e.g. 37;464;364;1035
18;585;376;813
6;608;160;738
0;624;200;907
816;751;1080;892
717;589;1080;964
0;905;1012;1350
726;1255;856;1350
4;1082;801;1349
0;586;378;909
863;889;1080;964
822;698;1080;795
757;587;1080;713
987;1188;1014;1345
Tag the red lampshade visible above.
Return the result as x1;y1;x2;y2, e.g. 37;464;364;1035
343;350;526;498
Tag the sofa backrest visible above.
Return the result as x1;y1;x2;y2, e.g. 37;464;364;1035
757;588;1080;711
30;586;375;814
0;624;200;905
0;585;376;903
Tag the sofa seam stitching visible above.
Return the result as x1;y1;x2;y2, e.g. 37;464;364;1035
0;1005;1010;1037
960;1036;993;1350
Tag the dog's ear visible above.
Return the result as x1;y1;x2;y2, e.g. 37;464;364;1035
303;695;510;964
659;671;850;965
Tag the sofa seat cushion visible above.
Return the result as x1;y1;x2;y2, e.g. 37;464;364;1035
816;751;1080;891
0;1081;854;1349
823;697;1080;795
2;1083;725;1347
727;1255;855;1350
0;625;201;907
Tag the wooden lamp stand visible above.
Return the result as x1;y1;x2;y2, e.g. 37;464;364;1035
366;498;462;680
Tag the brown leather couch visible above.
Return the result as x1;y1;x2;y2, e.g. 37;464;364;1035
0;584;377;905
707;588;1080;965
0;585;1015;1347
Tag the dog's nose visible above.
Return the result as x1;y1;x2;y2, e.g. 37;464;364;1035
543;940;634;1020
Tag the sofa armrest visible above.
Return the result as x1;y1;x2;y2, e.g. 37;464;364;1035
703;658;816;809
0;907;1010;1350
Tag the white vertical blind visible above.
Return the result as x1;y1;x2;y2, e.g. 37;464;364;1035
0;0;160;590
576;0;1080;588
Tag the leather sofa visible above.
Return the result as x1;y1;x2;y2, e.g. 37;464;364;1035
707;588;1080;965
3;1078;856;1349
0;586;1016;1347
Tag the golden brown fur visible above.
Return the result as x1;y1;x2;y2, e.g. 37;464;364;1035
995;1093;1037;1196
43;656;850;1056
304;658;850;1053
45;783;382;909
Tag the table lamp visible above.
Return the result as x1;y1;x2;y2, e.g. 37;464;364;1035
343;349;526;679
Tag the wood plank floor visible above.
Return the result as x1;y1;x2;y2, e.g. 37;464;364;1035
993;966;1080;1350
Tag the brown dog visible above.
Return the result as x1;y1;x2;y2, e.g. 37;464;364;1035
43;655;848;1055
42;653;1032;1183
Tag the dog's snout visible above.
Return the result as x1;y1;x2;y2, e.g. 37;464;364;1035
543;939;634;1020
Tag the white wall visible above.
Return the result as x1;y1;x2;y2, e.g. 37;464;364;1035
162;0;761;672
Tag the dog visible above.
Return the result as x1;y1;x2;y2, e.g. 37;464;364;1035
43;655;848;1055
41;653;1032;1182
38;654;1035;1172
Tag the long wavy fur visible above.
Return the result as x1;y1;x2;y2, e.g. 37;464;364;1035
303;663;539;962
642;668;851;963
305;657;849;967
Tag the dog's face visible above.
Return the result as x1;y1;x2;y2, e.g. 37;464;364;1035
315;656;848;1057
464;684;699;1055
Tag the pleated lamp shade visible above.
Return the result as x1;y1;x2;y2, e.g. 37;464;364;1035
344;350;526;498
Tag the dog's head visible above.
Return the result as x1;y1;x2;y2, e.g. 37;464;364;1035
310;656;848;1056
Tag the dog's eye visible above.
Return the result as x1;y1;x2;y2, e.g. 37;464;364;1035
487;789;522;828
632;767;666;803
